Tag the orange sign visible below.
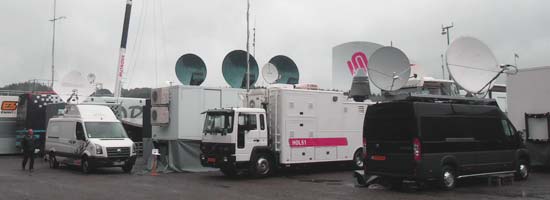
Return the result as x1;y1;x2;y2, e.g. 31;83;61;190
1;101;17;111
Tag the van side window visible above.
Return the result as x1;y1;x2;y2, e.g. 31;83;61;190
76;122;86;140
421;117;474;141
501;120;514;137
260;114;265;130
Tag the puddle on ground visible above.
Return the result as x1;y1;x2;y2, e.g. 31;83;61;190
298;179;342;184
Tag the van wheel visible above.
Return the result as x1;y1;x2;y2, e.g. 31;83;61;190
81;157;92;174
439;165;456;190
353;148;364;169
249;153;272;178
48;152;59;169
515;159;529;181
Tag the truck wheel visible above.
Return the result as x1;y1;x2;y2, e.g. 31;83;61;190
515;159;529;181
353;148;364;169
48;152;59;169
439;165;456;190
122;163;133;173
81;156;92;174
250;154;272;178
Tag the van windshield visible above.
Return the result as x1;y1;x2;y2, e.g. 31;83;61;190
204;112;234;134
85;122;128;138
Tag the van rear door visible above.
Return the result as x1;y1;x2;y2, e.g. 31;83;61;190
364;103;417;176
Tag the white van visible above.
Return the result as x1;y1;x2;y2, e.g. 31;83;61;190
45;104;136;173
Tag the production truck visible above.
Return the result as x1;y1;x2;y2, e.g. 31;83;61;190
200;86;371;177
507;66;550;166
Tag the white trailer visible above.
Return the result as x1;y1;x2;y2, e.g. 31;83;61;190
200;87;371;177
148;85;244;172
507;66;550;166
0;96;19;154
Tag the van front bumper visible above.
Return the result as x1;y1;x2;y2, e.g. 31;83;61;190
88;155;137;168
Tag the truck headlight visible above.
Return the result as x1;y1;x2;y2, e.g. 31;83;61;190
95;144;103;154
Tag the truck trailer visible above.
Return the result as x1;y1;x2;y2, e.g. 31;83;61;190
200;86;371;177
507;66;550;166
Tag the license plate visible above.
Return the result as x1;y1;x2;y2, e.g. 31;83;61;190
207;157;216;163
371;155;386;161
113;161;124;165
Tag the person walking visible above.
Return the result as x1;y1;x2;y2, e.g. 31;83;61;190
21;129;37;172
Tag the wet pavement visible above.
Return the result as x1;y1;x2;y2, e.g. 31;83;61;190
1;155;549;200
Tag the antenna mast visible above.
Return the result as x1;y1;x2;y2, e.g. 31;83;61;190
246;0;251;93
49;0;65;89
114;0;133;100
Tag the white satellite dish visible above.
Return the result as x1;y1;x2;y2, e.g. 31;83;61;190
367;47;411;91
54;70;96;103
261;63;280;84
446;37;499;94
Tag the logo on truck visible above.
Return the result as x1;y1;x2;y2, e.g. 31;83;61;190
289;138;348;147
346;52;369;76
1;101;17;111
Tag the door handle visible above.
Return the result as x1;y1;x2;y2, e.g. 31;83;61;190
253;139;260;142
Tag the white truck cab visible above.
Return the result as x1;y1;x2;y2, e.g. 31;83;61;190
201;87;369;177
45;104;136;173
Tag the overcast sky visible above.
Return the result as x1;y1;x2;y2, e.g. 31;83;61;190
1;0;549;91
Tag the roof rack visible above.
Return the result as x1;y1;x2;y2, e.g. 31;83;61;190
372;93;497;105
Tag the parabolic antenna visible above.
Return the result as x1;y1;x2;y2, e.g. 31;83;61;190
367;47;411;91
261;63;280;84
175;53;207;86
222;50;259;88
446;37;499;94
268;55;300;84
54;70;96;103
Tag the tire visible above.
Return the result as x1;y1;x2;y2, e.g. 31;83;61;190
81;157;92;174
249;153;273;178
353;148;364;169
48;152;59;169
439;165;456;190
122;163;133;173
515;159;529;181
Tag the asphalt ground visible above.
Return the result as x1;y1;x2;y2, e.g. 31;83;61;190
1;155;549;200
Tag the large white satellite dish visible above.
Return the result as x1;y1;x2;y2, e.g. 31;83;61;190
367;47;411;91
261;63;280;84
54;70;96;103
446;37;500;94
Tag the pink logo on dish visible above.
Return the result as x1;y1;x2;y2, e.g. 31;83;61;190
347;52;368;76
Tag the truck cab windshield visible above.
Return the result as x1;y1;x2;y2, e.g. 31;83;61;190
204;112;234;134
85;122;129;138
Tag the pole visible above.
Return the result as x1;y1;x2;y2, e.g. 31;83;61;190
441;23;454;80
441;54;445;79
246;0;250;93
50;0;56;89
114;0;133;100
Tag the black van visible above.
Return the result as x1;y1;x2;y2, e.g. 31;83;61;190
363;98;529;190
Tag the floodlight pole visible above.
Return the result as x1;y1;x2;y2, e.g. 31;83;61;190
441;23;454;80
50;0;66;89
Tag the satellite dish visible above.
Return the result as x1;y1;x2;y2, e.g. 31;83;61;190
87;73;96;84
261;63;280;84
367;47;411;91
446;36;499;94
268;55;300;84
54;70;95;103
222;50;259;88
175;54;207;86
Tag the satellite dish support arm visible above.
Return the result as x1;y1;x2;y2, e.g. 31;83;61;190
476;68;506;94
